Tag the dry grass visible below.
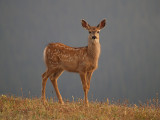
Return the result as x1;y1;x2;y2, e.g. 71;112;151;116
0;95;160;120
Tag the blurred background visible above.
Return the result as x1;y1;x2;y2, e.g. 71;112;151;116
0;0;160;104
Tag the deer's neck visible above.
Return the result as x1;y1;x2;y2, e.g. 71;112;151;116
87;38;101;62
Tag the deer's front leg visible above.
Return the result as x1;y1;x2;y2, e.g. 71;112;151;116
86;71;93;90
80;72;89;106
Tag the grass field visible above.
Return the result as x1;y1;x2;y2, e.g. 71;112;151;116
0;95;160;120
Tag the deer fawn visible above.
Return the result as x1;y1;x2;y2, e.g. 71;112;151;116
42;19;106;106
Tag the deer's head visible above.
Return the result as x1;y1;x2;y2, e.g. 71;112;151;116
81;19;106;42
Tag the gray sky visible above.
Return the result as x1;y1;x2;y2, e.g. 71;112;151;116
0;0;160;103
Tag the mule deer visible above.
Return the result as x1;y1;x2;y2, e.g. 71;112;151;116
42;19;106;105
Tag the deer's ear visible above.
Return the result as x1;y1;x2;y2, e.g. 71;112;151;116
81;19;90;30
97;19;106;29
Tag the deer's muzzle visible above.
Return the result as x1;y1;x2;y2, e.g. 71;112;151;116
92;36;97;39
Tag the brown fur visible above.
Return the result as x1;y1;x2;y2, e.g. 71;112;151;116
42;19;106;105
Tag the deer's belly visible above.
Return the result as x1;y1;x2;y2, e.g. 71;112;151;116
61;61;79;72
79;62;98;72
87;64;98;71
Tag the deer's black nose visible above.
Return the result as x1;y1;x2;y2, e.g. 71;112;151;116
92;36;96;39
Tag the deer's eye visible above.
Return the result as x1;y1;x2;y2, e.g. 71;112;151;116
97;31;100;33
89;31;91;34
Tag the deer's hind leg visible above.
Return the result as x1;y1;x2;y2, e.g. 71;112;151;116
42;69;54;104
49;69;64;104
